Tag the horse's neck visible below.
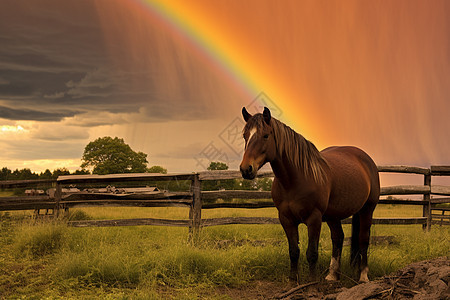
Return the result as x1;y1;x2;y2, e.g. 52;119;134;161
270;152;308;190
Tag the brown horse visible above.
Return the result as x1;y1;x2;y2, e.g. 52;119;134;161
239;107;380;283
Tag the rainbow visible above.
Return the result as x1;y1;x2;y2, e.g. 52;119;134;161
139;1;258;99
130;0;322;144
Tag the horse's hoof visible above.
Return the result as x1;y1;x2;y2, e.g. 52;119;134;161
325;273;339;281
358;267;369;283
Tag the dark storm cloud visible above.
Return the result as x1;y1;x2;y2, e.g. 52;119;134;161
0;1;144;121
0;105;77;121
0;0;230;124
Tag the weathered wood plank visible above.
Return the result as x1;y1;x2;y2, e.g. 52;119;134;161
430;197;450;204
371;217;427;225
57;173;195;184
198;170;274;181
63;216;428;228
200;217;427;227
68;218;191;227
430;165;450;176
0;196;52;203
202;201;275;209
377;165;430;175
61;192;191;201
55;182;62;217
0;179;56;188
423;174;432;231
431;214;450;219
201;190;272;200
378;199;427;205
431;185;450;195
0;196;55;211
190;174;202;233
342;217;426;225
431;220;450;225
431;207;450;211
201;217;280;227
380;185;430;195
0;202;56;210
62;199;192;208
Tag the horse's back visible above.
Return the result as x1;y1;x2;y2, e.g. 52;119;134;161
321;146;380;219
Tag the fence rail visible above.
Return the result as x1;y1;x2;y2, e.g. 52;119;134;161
1;165;449;230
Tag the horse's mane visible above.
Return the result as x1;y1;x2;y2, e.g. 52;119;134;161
244;114;328;184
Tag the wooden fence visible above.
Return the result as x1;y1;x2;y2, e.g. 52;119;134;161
1;166;449;231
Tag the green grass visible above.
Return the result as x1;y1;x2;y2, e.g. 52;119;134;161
0;206;448;299
0;190;14;197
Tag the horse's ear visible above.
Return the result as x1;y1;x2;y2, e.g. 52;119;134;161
263;107;271;125
242;107;252;122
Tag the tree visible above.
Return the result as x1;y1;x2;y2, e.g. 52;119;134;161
72;169;91;175
81;137;148;175
256;177;273;191
11;168;39;180
52;168;70;179
207;161;229;171
147;165;167;174
0;167;12;180
39;169;53;179
203;161;235;191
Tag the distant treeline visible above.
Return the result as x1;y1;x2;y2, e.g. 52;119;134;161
0;167;90;181
0;166;273;192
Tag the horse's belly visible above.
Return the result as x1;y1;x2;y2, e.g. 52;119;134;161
273;182;328;223
325;173;371;219
325;175;371;219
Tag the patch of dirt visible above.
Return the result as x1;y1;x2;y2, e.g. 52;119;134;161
333;256;449;300
216;257;450;299
215;281;289;299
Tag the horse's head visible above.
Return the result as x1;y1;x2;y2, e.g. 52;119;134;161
240;107;276;180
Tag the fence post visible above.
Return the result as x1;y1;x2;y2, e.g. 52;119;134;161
55;182;62;218
423;172;432;231
189;174;202;238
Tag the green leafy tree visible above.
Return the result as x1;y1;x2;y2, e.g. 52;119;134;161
72;169;91;175
0;167;12;180
256;177;273;191
81;137;148;175
52;168;71;179
207;161;228;171
147;165;167;174
11;168;39;180
39;169;53;179
239;178;257;190
203;161;236;191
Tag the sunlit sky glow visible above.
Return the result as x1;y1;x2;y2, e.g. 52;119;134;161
1;125;25;133
0;0;449;179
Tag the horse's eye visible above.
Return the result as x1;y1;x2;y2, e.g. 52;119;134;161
263;134;269;139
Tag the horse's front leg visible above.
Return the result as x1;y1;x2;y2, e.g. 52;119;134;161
305;209;322;279
279;213;299;282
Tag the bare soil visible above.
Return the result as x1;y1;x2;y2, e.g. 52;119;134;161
211;257;449;299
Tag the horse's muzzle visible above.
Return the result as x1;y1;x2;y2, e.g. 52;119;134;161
240;164;256;180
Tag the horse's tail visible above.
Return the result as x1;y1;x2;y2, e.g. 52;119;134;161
350;213;361;267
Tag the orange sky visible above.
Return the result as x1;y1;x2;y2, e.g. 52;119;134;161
0;0;449;178
107;0;450;168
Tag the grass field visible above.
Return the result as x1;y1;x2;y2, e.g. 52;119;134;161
0;204;449;299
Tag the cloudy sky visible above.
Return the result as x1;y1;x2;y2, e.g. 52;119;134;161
0;0;449;184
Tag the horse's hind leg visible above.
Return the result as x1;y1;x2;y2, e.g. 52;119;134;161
357;202;377;283
325;220;344;281
279;213;300;282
